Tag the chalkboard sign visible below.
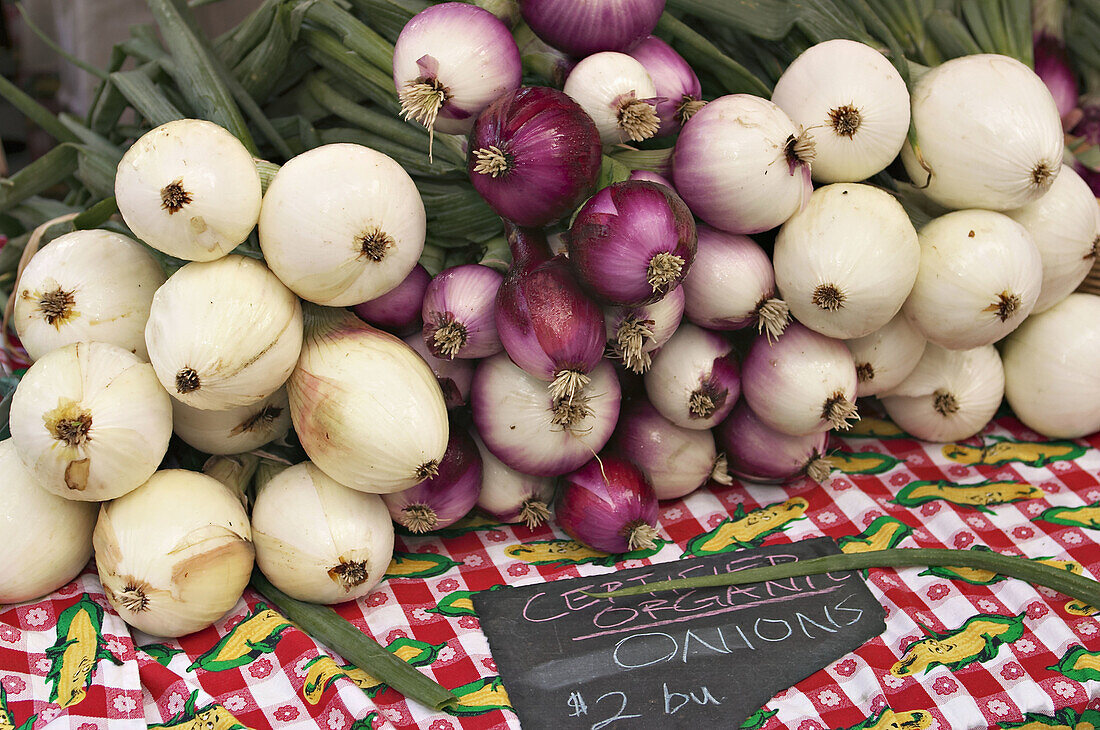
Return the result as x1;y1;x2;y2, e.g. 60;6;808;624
473;537;885;729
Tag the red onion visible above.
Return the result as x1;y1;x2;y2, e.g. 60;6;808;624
628;35;704;136
629;169;676;189
1035;34;1078;126
741;323;858;436
421;264;503;359
472;432;555;528
612;399;728;500
403;333;474;409
604;285;684;374
382;428;482;533
472;353;621;476
568;180;697;305
682;225;790;339
716;402;831;485
557;453;660;554
644;322;740;430
520;0;665;58
495;225;606;401
353;264;430;336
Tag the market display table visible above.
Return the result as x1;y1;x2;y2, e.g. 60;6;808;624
3;411;1100;730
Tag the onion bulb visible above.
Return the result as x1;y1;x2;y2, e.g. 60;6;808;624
251;461;394;604
880;344;1004;442
557;454;660;554
604;285;684;374
403;333;474;409
472;432;554;528
0;439;97;603
520;0;665;57
421;264;503;359
627;35;704;136
563;52;660;145
716;403;831;485
353;263;431;336
13;229;165;362
643;323;740;430
10;342;172;501
845;313;927;397
94;469;254;637
171;388;291;455
382;428;482;533
145;255;303;410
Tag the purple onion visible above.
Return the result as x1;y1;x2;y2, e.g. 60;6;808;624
643;322;740;430
612;399;727;500
495;225;606;401
627;35;704;136
568;180;697;305
421;264;503;359
520;0;665;57
353;264;430;336
682;225;790;339
472;353;621;476
468;86;602;227
557;453;660;554
742;322;858;436
604;285;684;374
716;402;831;484
403;333;475;409
382;428;482;533
1035;34;1079;126
629;169;676;190
472;432;555;528
1073;159;1100;197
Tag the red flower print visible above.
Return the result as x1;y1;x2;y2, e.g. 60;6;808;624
437;579;460;592
419;544;440;553
1026;602;1049;620
708;514;725;528
429;720;455;730
385;629;408;643
833;658;857;677
78;724;99;730
458;616;480;630
1013;525;1034;540
507;563;530;577
485;531;507;542
798;721;823;730
932;676;957;695
1;677;25;694
0;626;20;643
366;592;388;607
947;465;969;478
953;532;975;549
248;658;273;679
926;584;950;600
482;658;497;672
274;706;299;722
58;582;79;595
869;695;887;713
1000;663;1025;680
224;614;245;631
920;502;941;517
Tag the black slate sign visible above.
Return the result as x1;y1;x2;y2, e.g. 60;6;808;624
473;537;885;729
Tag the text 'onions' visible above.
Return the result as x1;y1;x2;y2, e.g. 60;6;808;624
644;322;740;430
557;454;660;554
382;428;482;533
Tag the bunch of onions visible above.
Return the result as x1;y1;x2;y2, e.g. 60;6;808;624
644;323;740;430
568;180;697;304
145;255;303;411
114;119;262;261
171;388;291;456
393;3;521;139
901;54;1064;210
716;403;832;485
353;264;431;336
903;210;1042;350
10;342;172;501
467;86;602;227
520;0;665;57
673;94;814;234
259;143;426;306
628;35;705;135
13;230;165;361
845;313;927;397
472;433;554;528
556;454;660;554
403;333;475;409
472;353;620;476
0;439;97;603
1002;293;1100;438
94;469;254;637
612;399;729;500
495;226;605;401
770;39;910;183
880;344;1004;442
604;285;684;373
288;305;448;494
563;52;661;144
251;461;394;604
382;428;482;533
742;323;858;435
421;264;503;359
682;225;790;339
774;183;919;339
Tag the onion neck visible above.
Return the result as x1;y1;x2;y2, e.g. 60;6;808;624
805;453;833;484
622;520;659;551
822;391;859;429
646;252;685;294
677;96;706;126
519;498;551;529
784;129;817;174
399;76;448;132
504;222;553;272
549;369;590;402
615;316;655;374
402;504;439;534
616;96;660;142
754;297;790;342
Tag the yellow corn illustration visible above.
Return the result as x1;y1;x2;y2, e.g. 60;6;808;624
684;498;808;556
45;595;121;709
891;613;1025;677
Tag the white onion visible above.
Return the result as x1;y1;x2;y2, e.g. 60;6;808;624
10;342;172;501
1002;293;1100;438
259;144;426;306
774;183;919;339
644;322;740;430
900;54;1063;211
845;313;927;397
145;254;303;411
13;229;165;362
563;51;660;145
880;343;1004;442
0;439;97;603
471;432;555;528
172;388;291;455
252;461;394;604
771;39;910;183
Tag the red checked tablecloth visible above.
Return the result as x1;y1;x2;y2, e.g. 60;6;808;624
3;407;1100;730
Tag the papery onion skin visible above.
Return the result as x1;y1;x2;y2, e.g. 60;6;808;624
557;453;660;554
421;264;503;359
471;432;555;526
612;399;720;499
845;313;927;398
172;388;291;456
715;402;830;485
627;35;704;136
643;322;740;430
353;264;431;336
13;230;166;362
1002;293;1100;439
521;0;665;57
568;180;697;305
468;86;602;227
403;333;475;409
604;285;684;374
629;169;675;189
0;439;97;603
563;52;660;145
382;428;482;533
472;353;621;477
